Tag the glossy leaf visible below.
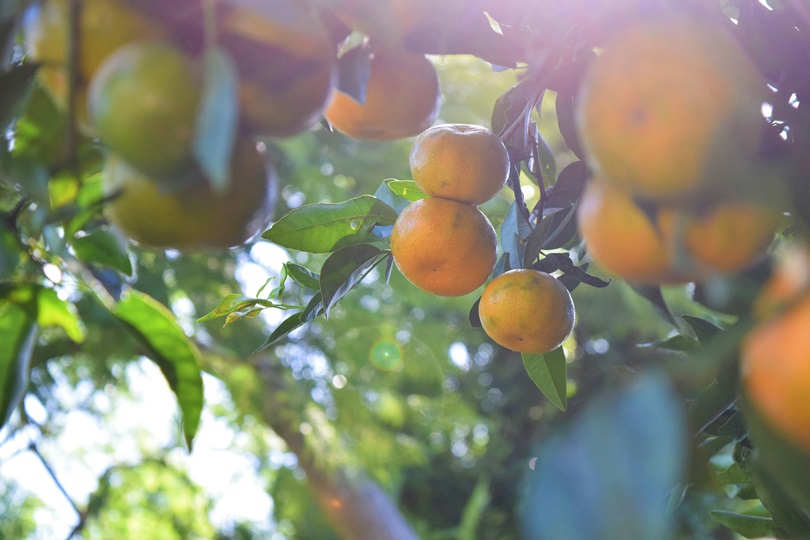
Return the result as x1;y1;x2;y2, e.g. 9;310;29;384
0;301;37;430
374;179;412;214
320;244;386;317
523;349;567;411
555;90;584;159
522;372;687;540
264;195;398;253
256;311;307;352
500;201;531;271
194;47;239;193
114;291;203;450
386;180;426;202
72;228;133;276
285;262;320;291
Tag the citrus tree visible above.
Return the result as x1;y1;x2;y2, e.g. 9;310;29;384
2;0;810;538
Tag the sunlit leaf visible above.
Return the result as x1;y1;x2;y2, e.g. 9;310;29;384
710;511;775;538
36;287;85;343
264;195;398;253
197;294;280;324
386;179;426;202
285;262;320;290
114;291;203;450
523;348;567;411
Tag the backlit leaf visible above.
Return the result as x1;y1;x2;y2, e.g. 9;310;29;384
523;348;567;411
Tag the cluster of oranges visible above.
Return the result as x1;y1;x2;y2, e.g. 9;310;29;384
390;125;576;355
575;15;782;284
22;0;446;250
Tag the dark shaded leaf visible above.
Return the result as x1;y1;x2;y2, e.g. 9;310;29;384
264;195;398;253
537;132;557;182
682;315;724;346
469;297;482;328
500;201;531;270
194;47;239;192
522;372;687;540
639;335;701;354
523;348;567;411
628;283;678;327
72;228;133;276
0;64;38;131
256;311;306;352
0;301;37;430
555;91;584;159
114;291;203;450
320;244;385;317
285;262;320;290
336;43;372;104
548;160;588;204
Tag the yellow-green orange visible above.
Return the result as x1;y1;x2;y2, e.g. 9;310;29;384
410;124;509;205
479;269;575;354
390;197;496;296
103;141;274;251
89;41;201;177
22;0;161;130
577;16;765;199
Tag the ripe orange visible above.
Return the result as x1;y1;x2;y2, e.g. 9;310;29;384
409;124;509;205
576;16;765;199
742;245;810;452
577;178;684;284
658;201;781;275
390;197;496;296
88;41;201;177
103;140;274;251
22;0;161;131
578;178;781;283
478;269;575;354
218;3;336;138
324;50;441;141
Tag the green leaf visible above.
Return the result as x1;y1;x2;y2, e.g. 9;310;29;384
710;511;774;538
523;348;567;411
285;262;320;290
555;90;584;159
374;179;411;214
522;372;687;540
256;311;306;352
458;477;491;540
72;228;133;276
537;132;557;182
320;244;386;317
114;291;203;450
0;223;23;281
36;287;85;343
682;315;724;346
263;195;398;253
0;64;37;131
500;201;530;271
194;47;239;193
0;301;37;430
386;180;426;202
638;335;701;354
197;294;279;324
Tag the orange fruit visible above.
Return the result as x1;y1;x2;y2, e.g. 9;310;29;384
103;140;274;251
742;245;810;452
218;2;336;138
324;50;441;141
658;201;781;275
578;178;781;283
409;124;509;205
22;0;162;131
479;269;575;354
577;178;684;284
88;41;201;177
576;16;765;199
390;197;496;296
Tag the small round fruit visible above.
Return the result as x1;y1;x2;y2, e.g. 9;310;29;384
409;124;509;205
577;178;684;284
576;16;765;199
22;0;162;131
103;140;274;251
219;2;336;137
89;41;201;177
479;269;576;354
390;197;496;296
324;50;441;140
742;245;810;452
